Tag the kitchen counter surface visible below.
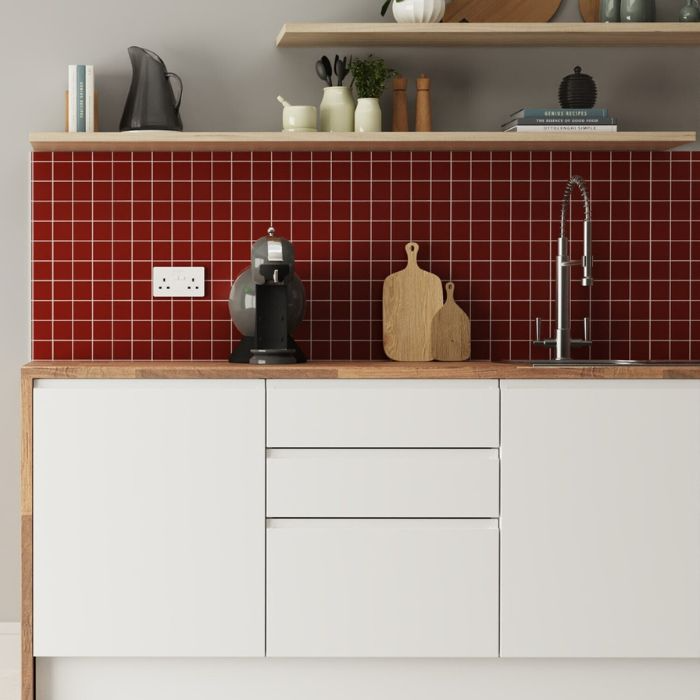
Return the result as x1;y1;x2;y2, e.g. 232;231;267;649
21;360;700;380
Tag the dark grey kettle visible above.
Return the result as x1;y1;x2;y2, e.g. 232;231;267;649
119;46;183;131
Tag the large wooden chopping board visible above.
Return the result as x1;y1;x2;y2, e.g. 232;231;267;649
383;242;443;362
444;0;563;23
579;0;601;21
432;282;471;362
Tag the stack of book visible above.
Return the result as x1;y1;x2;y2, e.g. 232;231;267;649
67;65;95;132
502;108;617;133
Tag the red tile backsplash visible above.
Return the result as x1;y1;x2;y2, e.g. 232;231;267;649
32;150;700;362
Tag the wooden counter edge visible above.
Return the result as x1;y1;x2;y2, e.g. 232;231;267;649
21;361;700;380
20;372;33;700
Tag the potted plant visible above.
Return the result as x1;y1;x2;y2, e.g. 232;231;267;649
350;55;397;133
380;0;447;23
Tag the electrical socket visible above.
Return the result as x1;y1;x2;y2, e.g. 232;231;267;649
152;267;206;298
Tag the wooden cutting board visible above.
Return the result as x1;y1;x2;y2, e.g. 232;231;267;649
444;0;563;23
432;282;471;362
383;242;443;362
579;0;601;21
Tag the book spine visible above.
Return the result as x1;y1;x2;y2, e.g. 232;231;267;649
516;108;609;118
509;125;618;132
76;65;86;132
67;65;77;132
85;65;95;132
503;117;618;129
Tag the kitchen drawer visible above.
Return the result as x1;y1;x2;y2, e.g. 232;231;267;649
266;379;499;447
267;449;499;518
266;519;499;658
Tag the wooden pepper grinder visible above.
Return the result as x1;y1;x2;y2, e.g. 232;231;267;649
415;74;432;132
392;75;409;132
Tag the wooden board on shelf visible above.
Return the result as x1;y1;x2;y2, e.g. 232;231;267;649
275;22;700;47
579;0;601;21
29;131;696;153
444;0;562;23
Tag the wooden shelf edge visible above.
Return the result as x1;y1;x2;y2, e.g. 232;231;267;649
276;22;700;47
30;131;696;153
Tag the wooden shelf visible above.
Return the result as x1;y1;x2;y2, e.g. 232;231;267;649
29;131;695;153
276;22;700;48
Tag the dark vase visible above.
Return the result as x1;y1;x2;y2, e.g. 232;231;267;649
558;66;597;110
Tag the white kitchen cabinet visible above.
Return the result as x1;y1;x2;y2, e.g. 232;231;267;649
266;379;499;447
500;380;700;658
33;379;265;657
266;519;499;658
267;448;499;517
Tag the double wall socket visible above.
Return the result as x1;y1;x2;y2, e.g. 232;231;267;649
152;267;206;298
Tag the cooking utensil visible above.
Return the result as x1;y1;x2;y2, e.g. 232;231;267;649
579;0;602;21
316;58;332;87
431;282;471;362
383;242;443;362
334;54;351;86
444;0;563;22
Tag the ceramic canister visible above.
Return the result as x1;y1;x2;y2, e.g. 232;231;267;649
355;98;382;133
319;86;355;132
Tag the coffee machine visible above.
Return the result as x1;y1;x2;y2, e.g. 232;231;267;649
228;227;306;365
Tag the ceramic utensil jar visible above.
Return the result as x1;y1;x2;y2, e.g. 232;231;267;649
320;86;354;132
355;98;382;132
620;0;655;21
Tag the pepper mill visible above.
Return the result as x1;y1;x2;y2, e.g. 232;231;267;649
392;75;409;132
415;74;432;132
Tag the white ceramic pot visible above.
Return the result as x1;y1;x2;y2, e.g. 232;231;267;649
282;105;317;132
392;0;446;23
319;86;355;132
354;98;382;133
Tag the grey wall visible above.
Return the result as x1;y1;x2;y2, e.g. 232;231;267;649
0;0;697;621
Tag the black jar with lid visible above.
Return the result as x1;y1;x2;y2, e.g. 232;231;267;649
558;66;597;109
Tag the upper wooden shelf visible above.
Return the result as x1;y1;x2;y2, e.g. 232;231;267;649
29;131;695;152
276;22;700;48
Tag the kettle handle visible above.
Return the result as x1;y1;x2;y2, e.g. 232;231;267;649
166;72;183;113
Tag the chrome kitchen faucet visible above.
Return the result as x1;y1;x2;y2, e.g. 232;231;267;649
534;175;593;361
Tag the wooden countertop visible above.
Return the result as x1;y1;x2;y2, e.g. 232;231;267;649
21;361;700;380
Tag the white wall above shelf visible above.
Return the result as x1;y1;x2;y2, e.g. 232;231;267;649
275;22;700;48
29;131;696;152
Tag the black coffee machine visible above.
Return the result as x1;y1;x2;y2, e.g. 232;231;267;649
228;227;306;365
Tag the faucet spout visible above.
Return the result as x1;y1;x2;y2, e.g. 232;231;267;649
560;175;594;287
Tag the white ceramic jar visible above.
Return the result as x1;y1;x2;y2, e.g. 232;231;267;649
320;87;355;132
282;105;317;132
393;0;446;23
354;98;382;133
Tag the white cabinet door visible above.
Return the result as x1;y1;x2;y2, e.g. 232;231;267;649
33;379;265;657
267;519;499;658
501;380;700;658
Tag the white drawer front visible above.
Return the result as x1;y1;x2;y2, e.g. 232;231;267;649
267;519;499;658
267;449;499;518
266;379;499;447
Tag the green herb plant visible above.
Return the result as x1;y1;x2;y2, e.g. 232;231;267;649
350;55;397;100
380;0;406;16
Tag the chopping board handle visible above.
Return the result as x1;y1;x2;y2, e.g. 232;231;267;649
405;241;419;266
445;281;455;300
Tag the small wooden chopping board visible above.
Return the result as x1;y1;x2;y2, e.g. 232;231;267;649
432;282;471;362
383;242;443;362
579;0;601;21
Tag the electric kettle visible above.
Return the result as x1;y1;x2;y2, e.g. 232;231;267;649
119;46;183;131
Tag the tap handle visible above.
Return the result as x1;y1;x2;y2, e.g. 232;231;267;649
583;316;591;342
535;317;542;343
